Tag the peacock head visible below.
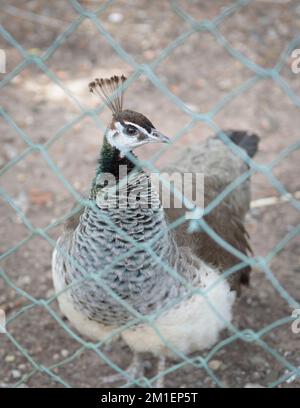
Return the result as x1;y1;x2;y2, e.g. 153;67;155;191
89;75;170;156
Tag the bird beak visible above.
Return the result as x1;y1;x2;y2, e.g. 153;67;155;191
149;129;171;144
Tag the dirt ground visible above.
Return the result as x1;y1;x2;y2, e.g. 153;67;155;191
1;0;300;388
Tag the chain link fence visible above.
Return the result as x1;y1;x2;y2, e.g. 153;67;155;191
1;0;300;388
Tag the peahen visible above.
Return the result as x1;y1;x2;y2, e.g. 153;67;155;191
52;75;259;387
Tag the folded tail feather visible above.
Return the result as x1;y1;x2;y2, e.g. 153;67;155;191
216;130;260;158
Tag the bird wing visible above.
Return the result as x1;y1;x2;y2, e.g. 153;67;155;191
162;131;259;293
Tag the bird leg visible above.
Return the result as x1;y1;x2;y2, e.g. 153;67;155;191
101;352;146;387
153;356;166;388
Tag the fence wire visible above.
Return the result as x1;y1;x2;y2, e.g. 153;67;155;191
0;0;300;388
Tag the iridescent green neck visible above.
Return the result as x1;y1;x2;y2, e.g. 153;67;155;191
90;136;136;199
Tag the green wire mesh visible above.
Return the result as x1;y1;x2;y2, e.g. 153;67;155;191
0;0;300;388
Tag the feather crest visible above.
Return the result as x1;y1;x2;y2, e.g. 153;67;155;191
89;75;127;113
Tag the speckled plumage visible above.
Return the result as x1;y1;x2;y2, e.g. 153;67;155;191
55;171;179;325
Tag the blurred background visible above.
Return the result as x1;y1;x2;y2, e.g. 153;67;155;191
0;0;300;388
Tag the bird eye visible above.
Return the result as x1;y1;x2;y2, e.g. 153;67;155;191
125;125;138;136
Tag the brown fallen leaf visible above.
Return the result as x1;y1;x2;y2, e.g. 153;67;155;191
29;189;53;206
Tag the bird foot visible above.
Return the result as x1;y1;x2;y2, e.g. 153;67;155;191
154;376;165;388
101;354;150;387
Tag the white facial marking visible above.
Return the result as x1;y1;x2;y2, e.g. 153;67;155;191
123;121;150;137
106;121;152;156
105;120;169;155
